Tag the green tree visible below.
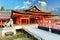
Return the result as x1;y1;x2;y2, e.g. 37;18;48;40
6;9;10;11
0;6;5;11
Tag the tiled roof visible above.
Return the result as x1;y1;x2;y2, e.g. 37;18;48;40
0;11;11;19
25;5;42;12
12;10;32;15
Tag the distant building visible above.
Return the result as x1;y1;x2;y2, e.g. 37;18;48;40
0;11;11;27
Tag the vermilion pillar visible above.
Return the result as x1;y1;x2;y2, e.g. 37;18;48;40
42;17;45;26
28;19;30;24
1;20;2;27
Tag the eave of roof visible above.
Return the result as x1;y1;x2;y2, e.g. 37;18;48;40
12;10;32;15
12;10;58;16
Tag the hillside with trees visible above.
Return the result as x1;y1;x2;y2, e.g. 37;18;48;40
0;6;10;11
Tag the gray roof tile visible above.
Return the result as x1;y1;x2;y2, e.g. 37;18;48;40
0;11;11;19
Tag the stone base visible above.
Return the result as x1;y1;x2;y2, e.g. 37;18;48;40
1;27;16;40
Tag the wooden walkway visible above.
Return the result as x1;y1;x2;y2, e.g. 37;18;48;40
23;27;60;40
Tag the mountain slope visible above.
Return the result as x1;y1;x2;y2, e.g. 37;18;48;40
50;7;60;14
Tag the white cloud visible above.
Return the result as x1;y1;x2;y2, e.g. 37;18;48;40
38;1;40;3
23;1;31;8
24;1;31;4
38;1;47;7
14;6;20;9
21;6;26;9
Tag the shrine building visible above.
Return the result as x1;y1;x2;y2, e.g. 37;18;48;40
0;5;58;27
11;5;58;25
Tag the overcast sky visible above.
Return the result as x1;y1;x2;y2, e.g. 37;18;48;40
0;0;60;9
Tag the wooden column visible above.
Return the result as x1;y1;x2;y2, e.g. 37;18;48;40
42;17;44;26
40;20;43;26
28;18;30;25
1;20;2;27
20;18;21;25
28;16;30;25
26;19;27;24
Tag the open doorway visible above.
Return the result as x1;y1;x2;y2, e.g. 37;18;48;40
21;19;28;24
